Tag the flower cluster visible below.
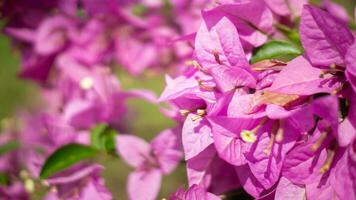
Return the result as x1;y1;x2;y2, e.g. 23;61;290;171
0;0;207;199
160;1;356;199
0;0;355;200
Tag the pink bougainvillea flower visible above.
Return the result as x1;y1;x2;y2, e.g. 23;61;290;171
207;116;257;166
195;17;256;92
268;56;343;95
195;17;250;70
202;0;274;47
328;140;356;200
182;114;214;160
300;5;354;67
18;112;89;178
169;184;221;200
301;142;356;200
282;109;355;200
282;128;329;185
186;145;240;195
56;55;158;129
264;0;308;18
114;27;158;75
345;43;356;92
234;164;265;198
69;18;114;66
0;181;29;200
18;49;53;83
159;70;217;109
213;95;313;194
35;15;76;55
321;0;350;23
244;121;298;190
44;164;112;200
274;177;306;200
172;0;211;35
116;129;182;200
339;88;356;147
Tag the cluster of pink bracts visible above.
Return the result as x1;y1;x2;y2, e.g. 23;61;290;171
0;0;356;200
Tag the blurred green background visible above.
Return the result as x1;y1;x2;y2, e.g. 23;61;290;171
0;0;355;199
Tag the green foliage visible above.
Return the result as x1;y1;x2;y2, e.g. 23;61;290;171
251;40;303;64
0;140;20;155
132;4;148;16
91;124;117;155
40;143;97;179
0;36;37;120
0;173;9;185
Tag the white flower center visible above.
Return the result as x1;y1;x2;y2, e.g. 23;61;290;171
80;77;94;90
240;130;257;143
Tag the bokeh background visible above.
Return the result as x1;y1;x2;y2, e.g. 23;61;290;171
0;0;355;199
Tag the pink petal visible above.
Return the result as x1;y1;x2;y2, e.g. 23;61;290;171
269;56;343;95
116;135;151;168
300;5;354;67
322;0;350;23
330;149;356;200
208;116;257;166
282;130;328;185
151;129;182;174
235;164;265;198
35;15;75;55
185;184;221;200
202;0;273;47
127;169;162;200
346;43;356;77
275;177;306;200
265;0;307;17
195;17;249;70
186;145;216;188
182;115;214;160
80;179;112;200
210;65;256;92
47;165;103;184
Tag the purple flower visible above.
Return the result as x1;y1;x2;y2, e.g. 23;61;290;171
321;0;350;23
0;181;29;200
35;15;76;55
195;17;256;92
186;145;240;195
116;129;182;200
268;56;343;95
300;5;354;67
169;184;221;200
202;0;274;48
274;177;305;200
44;164;112;200
264;0;308;18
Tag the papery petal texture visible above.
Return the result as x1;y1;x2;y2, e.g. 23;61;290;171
183;115;214;160
127;169;162;200
208;116;257;166
116;135;151;168
275;177;306;200
300;5;354;67
195;17;249;70
269;56;342;95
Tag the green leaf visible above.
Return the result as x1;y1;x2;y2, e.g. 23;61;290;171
132;4;147;16
91;124;108;149
251;40;303;64
0;173;9;185
274;23;301;46
90;124;117;154
0;141;20;155
40;143;97;179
